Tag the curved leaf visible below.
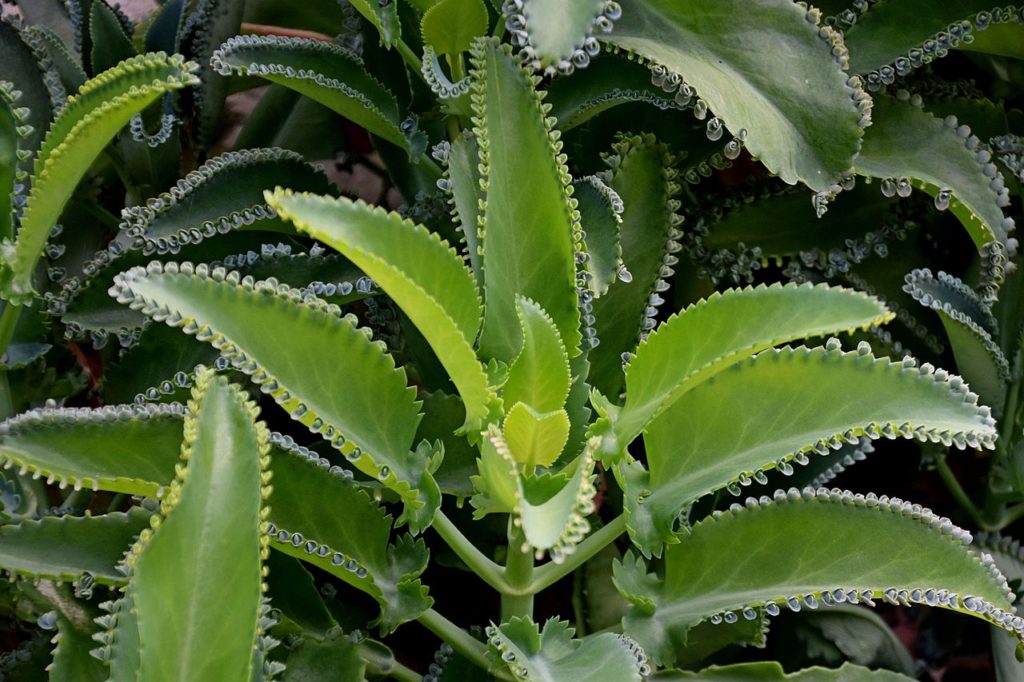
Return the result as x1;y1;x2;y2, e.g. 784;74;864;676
504;297;571;413
0;509;149;584
441;133;484;281
518;442;598;557
89;1;135;76
602;283;893;458
0;81;31;242
904;268;1008;409
185;0;245;147
110;263;439;530
421;0;488;56
0;53;200;304
0;18;56;160
630;342;998;556
614;491;1019;665
507;0;617;75
471;38;583;362
601;0;867;192
855;94;1014;256
487;617;648;682
114;370;268;682
211;35;411;149
658;661;912;681
575;175;624;298
267;189;498;434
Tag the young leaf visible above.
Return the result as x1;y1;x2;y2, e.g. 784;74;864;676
471;38;583;362
442;133;484;281
267;189;498;435
614;491;1019;666
211;35;412;149
601;0;866;193
575;176;624;298
0;53;200;304
602;283;893;458
504;403;570;470
116;370;269;682
88;1;136;75
518;442;597;557
421;0;488;57
856;94;1014;256
504;297;571;413
486;617;648;682
0;509;150;584
110;263;440;530
631;342;998;556
506;0;616;75
184;0;245;147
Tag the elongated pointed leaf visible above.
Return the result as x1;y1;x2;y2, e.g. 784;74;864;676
629;342;998;556
0;53;200;304
575;175;623;298
211;35;411;149
856;95;1013;255
443;132;484;281
603;283;893;457
268;189;498;434
89;1;136;75
110;263;439;530
0;18;56;159
0;82;29;242
186;0;245;147
614;491;1020;666
904;269;1008;409
0;403;187;496
471;38;583;362
487;618;647;682
0;509;150;584
601;0;866;193
504;297;571;412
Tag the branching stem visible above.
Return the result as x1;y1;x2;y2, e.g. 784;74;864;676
501;523;534;620
417;608;510;679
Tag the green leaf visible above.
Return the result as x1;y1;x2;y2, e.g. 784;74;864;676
0;18;57;160
629;342;998;556
575;176;624;298
975;534;1024;681
417;390;478;498
348;0;402;47
89;1;136;75
0;403;186;496
471;38;583;363
110;263;440;531
614;492;1019;666
487;617;648;682
266;435;432;632
603;283;893;458
855;94;1013;256
0;509;150;584
0;53;200;304
211;35;412;149
281;629;366;682
471;425;521;516
421;0;488;56
508;0;613;74
442;132;484;282
0;82;28;242
904;268;1009;410
804;605;916;675
24;582;108;682
601;0;866;193
504;297;571;413
267;188;498;435
588;134;679;399
115;370;269;682
518;443;597;556
23;25;88;95
265;552;337;639
546;54;687;132
122;147;334;256
184;0;245;147
655;661;913;681
504;404;570;470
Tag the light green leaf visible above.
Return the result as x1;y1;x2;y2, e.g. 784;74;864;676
0;403;186;496
604;283;893;458
504;403;570;470
601;0;866;193
975;534;1024;681
504;297;571;413
509;0;613;74
575;175;624;298
0;509;150;584
442;132;484;282
629;342;998;556
487;617;648;682
116;370;268;682
267;188;498;435
110;263;440;530
518;443;597;556
211;35;411;149
855;94;1013;255
0;53;200;305
656;661;913;681
471;38;583;362
904;268;1008;410
348;0;402;47
421;0;488;56
471;425;521;516
615;492;1019;666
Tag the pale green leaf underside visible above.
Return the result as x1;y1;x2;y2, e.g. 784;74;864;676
518;0;607;69
491;618;646;682
631;344;998;556
518;448;596;553
0;509;150;584
856;95;1009;251
211;35;408;148
611;283;893;454
602;0;863;192
0;53;199;304
616;495;1017;666
110;265;438;524
267;189;497;434
473;38;582;363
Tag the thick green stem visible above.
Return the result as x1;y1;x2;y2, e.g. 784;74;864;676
380;658;420;682
0;302;23;356
395;39;428;86
432;510;510;593
417;608;509;679
936;456;989;529
501;523;534;621
528;514;626;593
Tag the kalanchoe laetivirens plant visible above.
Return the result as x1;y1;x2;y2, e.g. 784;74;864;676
0;0;1022;679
